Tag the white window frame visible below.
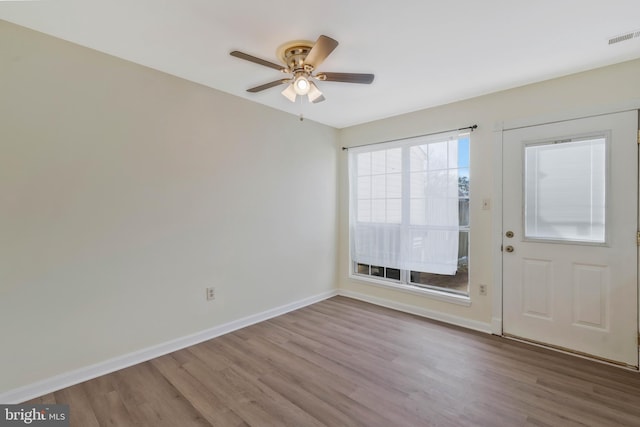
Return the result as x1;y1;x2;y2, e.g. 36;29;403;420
347;131;472;306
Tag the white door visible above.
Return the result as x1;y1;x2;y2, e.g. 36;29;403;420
502;110;638;367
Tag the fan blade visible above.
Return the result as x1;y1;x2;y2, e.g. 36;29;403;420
317;72;374;84
312;95;326;104
304;35;338;69
247;79;289;93
230;51;285;71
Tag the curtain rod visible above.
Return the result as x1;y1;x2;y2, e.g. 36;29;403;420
341;124;477;151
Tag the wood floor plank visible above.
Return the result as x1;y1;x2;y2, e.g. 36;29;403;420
53;385;100;427
112;362;210;427
21;296;640;426
149;354;248;427
26;392;57;405
81;378;138;427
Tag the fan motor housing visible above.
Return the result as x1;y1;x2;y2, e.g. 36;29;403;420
276;40;314;71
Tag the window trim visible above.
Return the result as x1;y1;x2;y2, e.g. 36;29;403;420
348;131;471;302
349;267;472;306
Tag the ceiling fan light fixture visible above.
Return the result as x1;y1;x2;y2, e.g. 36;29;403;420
281;83;297;102
307;81;323;103
293;75;310;95
232;35;375;104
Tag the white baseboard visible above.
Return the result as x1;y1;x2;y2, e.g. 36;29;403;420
491;317;503;335
0;290;338;404
338;289;493;334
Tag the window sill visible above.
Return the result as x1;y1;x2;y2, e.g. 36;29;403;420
348;274;472;307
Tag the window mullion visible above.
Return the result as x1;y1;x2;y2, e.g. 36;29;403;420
401;145;411;284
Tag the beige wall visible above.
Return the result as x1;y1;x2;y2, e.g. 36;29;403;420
338;58;640;325
0;21;338;394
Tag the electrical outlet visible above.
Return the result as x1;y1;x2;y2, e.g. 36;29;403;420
206;287;215;301
479;284;487;296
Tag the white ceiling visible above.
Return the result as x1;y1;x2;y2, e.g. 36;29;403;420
2;0;640;128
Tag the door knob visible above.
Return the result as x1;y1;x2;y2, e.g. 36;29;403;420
505;231;514;238
505;245;514;253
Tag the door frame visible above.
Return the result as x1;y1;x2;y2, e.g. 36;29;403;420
492;101;640;356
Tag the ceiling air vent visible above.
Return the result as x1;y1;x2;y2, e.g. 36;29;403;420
608;29;640;45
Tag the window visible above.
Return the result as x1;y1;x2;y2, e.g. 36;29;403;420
349;131;470;296
524;136;607;244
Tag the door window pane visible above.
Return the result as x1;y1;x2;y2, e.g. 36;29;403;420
524;137;606;243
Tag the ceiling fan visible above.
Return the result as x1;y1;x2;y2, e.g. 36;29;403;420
230;35;374;104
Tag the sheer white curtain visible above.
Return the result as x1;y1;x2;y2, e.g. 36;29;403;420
349;131;460;275
349;148;403;268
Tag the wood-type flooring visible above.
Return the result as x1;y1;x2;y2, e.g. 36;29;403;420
27;296;640;426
